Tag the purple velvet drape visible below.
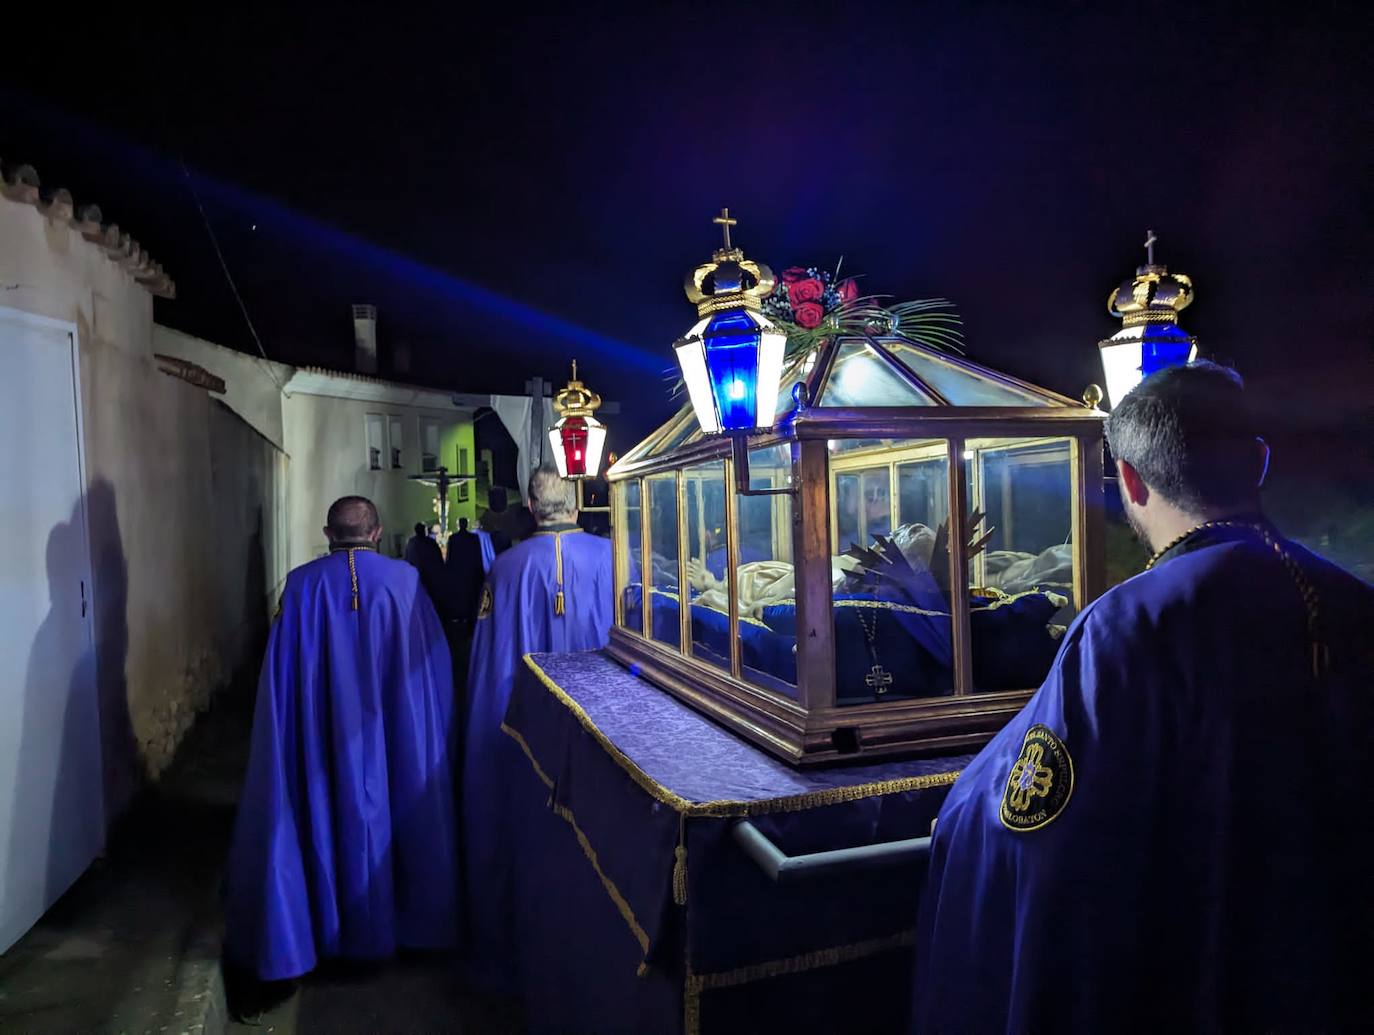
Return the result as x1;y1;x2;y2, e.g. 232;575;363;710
494;650;968;1033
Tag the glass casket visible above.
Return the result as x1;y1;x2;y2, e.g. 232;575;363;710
606;335;1106;764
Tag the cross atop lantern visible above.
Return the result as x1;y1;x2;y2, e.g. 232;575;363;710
548;360;607;480
1096;230;1199;408
674;209;787;436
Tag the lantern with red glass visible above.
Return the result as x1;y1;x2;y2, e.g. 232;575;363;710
548;361;607;480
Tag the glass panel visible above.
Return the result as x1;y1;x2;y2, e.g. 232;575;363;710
890;343;1050;407
646;474;682;650
618;480;643;633
736;444;797;698
966;437;1076;691
649;406;702;457
683;460;729;672
775;351;811;421
899;457;950;530
830;436;899;455
421;418;442;472
834;466;892;552
389;417;404;468
365;414;385;470
702;309;765;432
829;439;954;705
818;339;933;408
618;405;694;466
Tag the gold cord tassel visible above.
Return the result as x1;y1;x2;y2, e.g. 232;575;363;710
348;548;360;611
553;532;567;617
672;813;688;906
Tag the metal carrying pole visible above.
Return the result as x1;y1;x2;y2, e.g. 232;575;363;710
732;819;932;882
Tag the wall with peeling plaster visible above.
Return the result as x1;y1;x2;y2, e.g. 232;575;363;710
0;194;286;823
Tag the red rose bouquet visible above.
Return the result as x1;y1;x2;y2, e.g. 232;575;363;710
759;260;964;363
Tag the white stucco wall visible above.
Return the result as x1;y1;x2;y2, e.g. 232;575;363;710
152;325;292;451
282;391;471;568
0;194;287;813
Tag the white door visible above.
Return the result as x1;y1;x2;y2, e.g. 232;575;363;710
0;308;102;954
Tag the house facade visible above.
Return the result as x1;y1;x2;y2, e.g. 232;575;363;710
155;329;481;568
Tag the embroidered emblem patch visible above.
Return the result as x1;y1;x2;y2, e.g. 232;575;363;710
478;583;493;619
999;723;1074;832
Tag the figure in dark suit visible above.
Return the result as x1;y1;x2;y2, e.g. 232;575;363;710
403;521;445;608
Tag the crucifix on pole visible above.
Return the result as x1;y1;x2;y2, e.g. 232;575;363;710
408;465;463;547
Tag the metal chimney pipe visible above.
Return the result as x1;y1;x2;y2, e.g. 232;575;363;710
352;304;378;375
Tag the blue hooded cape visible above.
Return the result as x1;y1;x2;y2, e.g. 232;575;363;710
914;526;1374;1032
461;528;612;985
225;548;460;981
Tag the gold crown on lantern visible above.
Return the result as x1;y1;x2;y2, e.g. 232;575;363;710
553;360;602;419
683;208;777;317
1108;229;1195;328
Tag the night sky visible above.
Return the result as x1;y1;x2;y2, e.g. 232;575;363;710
3;3;1371;495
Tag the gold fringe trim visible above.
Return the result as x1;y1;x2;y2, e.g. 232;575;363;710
501;722;651;959
520;655;961;818
683;930;915;1035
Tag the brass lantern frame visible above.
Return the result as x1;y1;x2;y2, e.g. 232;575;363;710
606;335;1106;765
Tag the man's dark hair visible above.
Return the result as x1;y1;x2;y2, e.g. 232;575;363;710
326;496;380;542
1105;361;1262;512
414;522;427;536
459;517;469;531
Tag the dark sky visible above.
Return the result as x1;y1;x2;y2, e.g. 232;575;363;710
2;2;1371;469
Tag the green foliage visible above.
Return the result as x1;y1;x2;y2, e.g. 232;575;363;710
776;295;965;363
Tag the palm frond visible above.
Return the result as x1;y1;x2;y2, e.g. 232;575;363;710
664;264;964;398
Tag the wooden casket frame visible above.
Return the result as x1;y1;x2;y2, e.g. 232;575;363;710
606;335;1106;765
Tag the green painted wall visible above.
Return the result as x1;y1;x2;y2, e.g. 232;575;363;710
440;418;479;529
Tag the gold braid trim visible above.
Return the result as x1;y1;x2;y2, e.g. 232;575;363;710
1145;520;1328;677
683;930;915;1035
1144;519;1255;570
534;528;581;617
520;655;961;818
654;587;1061;631
347;548;360;612
500;721;652;960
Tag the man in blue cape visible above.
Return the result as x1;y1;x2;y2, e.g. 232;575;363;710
225;496;460;985
915;363;1373;1032
462;467;612;987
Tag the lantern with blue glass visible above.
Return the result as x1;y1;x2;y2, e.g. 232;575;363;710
674;210;789;449
1097;230;1199;408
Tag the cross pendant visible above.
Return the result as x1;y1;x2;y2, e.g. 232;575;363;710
865;664;894;696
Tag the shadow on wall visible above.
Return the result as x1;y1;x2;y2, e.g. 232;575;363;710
235;504;270;701
8;481;132;923
86;479;141;817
